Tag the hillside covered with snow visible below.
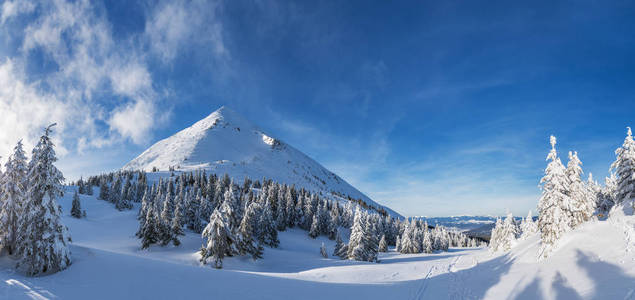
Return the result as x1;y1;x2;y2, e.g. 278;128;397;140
123;106;400;217
2;186;635;299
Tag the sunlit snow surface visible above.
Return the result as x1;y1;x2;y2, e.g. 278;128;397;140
1;187;635;299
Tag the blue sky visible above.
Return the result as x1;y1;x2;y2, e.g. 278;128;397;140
1;0;635;217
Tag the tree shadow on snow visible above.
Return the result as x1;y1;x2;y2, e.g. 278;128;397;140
575;250;635;299
551;272;583;300
513;276;542;300
411;253;516;299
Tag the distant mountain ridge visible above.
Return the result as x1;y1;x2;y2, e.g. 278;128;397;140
123;106;401;217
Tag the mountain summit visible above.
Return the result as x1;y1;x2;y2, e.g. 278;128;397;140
123;106;400;217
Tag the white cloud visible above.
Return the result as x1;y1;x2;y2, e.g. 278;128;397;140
145;0;227;63
0;59;76;158
1;0;35;24
0;0;173;155
109;100;158;145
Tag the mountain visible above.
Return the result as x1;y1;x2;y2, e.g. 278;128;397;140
123;106;400;217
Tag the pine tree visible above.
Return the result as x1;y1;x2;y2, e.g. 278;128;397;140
109;176;122;204
610;127;635;210
71;191;82;218
333;230;348;259
422;228;433;253
0;140;27;255
236;202;263;259
17;124;72;276
489;218;502;252
538;136;572;258
309;215;320;238
395;235;401;252
599;173;617;214
347;206;377;262
99;178;109;200
259;199;279;248
140;207;160;249
171;198;185;246
498;213;517;251
566;151;593;227
136;187;151;238
320;242;328;258
378;234;388;252
520;210;538;239
200;208;233;269
159;193;175;246
285;187;296;227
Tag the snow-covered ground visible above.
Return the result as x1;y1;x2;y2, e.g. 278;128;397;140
1;187;634;299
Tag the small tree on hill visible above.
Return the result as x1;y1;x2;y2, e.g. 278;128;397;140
71;191;82;218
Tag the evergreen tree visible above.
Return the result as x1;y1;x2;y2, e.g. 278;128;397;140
200;208;233;269
378;234;388;252
333;230;348;259
140;207;160;249
0;140;27;255
285;187;296;227
538;136;572;258
17;124;72;276
395;235;401;252
610;127;635;209
109;176;122;204
276;187;287;231
98;178;109;200
136;187;151;238
599;173;617;214
520;210;538;239
347;206;377;262
320;242;328;258
566;151;593;227
259;200;279;248
71;191;82;218
498;213;517;251
159;193;175;246
489;218;502;252
309;215;320;238
422;229;433;253
236;202;263;259
171;198;185;246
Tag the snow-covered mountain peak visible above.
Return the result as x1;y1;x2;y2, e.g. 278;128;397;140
123;106;401;217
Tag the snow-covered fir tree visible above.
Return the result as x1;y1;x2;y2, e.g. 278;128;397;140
598;172;617;214
140;207;160;249
378;234;388;252
259;199;279;248
538;136;572;258
519;210;538;239
422;228;433;254
566;151;594;227
489;217;502;252
236;202;263;259
171;198;185;246
71;191;82;218
498;213;517;251
347;206;377;262
333;229;348;259
320;242;328;258
17;124;72;276
159;192;175;246
99;178;109;200
0;140;27;255
610;127;635;210
200;208;234;269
